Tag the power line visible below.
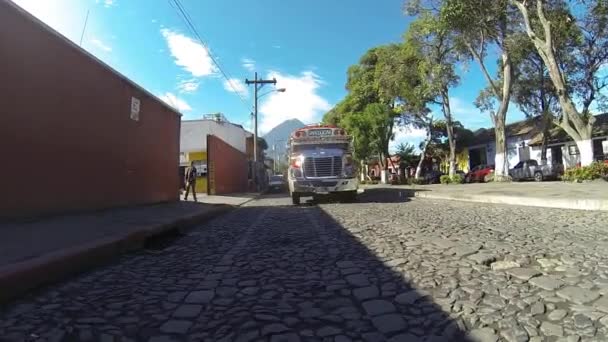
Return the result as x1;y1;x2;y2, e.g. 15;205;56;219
168;0;251;112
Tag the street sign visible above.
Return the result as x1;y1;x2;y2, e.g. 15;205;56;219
307;129;333;137
130;97;140;121
603;140;608;154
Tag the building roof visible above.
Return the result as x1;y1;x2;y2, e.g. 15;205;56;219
468;113;608;147
469;116;544;147
528;113;608;145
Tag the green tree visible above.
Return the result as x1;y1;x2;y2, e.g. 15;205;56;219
421;120;475;168
404;12;462;176
511;0;608;165
324;44;428;182
395;142;418;167
509;31;563;162
440;0;517;181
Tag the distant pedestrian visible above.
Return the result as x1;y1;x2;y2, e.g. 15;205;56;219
184;161;198;202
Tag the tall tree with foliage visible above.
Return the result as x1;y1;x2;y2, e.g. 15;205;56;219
511;0;608;165
395;142;418;167
344;50;397;183
323;43;427;183
403;11;462;176
509;30;565;162
441;0;517;181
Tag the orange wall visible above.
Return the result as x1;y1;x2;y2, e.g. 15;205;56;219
0;2;180;218
208;135;248;195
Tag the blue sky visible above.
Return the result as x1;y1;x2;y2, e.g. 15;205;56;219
12;0;527;151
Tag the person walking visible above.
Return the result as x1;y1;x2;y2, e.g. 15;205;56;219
184;161;198;202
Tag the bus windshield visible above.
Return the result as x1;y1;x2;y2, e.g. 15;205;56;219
292;143;349;153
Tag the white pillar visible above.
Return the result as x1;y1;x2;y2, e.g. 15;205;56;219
577;139;594;166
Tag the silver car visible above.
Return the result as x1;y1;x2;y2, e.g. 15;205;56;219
268;175;286;193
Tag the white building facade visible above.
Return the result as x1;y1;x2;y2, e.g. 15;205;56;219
180;114;252;155
467;114;608;170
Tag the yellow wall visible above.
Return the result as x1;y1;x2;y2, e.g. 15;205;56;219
186;151;208;194
457;149;470;172
439;149;470;173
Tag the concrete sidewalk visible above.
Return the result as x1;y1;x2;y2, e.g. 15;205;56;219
364;181;608;211
184;192;259;206
0;195;256;302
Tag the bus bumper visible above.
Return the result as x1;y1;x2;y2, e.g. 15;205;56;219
290;178;358;195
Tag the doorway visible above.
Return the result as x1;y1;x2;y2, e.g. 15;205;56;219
551;146;563;165
468;147;487;169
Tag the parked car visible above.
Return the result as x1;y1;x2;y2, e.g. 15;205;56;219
267;175;286;192
465;164;495;183
509;159;564;182
388;173;401;184
424;170;444;184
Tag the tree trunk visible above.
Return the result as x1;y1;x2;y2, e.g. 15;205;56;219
540;137;548;164
365;164;372;181
513;0;595;165
540;115;550;164
449;142;457;176
467;24;513;180
379;153;388;184
360;160;366;181
441;90;457;177
415;152;426;180
492;53;513;181
494;116;509;181
576;139;594;166
416;122;432;179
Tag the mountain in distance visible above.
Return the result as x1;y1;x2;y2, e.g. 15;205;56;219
263;118;305;160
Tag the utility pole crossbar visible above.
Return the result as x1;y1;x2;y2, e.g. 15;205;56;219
245;72;277;163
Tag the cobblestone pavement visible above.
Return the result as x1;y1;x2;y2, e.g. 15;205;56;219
2;190;608;342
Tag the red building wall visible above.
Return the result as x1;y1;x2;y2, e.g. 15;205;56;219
207;135;248;195
0;2;181;218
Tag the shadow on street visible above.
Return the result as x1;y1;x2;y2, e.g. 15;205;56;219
0;192;472;341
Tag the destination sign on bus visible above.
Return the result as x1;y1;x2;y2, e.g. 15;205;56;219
307;129;333;137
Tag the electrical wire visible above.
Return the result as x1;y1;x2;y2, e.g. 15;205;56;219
168;0;252;112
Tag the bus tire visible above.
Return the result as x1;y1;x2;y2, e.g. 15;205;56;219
342;191;358;203
291;192;301;205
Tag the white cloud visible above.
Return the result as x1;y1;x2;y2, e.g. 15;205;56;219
258;70;331;134
223;78;249;97
96;0;115;7
90;38;112;52
177;79;200;93
160;28;216;77
242;58;255;72
389;125;427;153
449;96;489;129
159;92;192;112
272;45;281;49
449;97;476;116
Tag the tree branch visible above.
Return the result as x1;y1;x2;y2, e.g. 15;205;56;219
512;0;546;49
466;42;501;99
535;0;552;50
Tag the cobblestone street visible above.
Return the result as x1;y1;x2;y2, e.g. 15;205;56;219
2;190;608;342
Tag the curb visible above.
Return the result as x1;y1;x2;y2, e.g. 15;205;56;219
414;191;608;211
0;204;233;303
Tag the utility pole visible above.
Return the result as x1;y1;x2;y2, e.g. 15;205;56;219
245;72;277;191
245;72;276;163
